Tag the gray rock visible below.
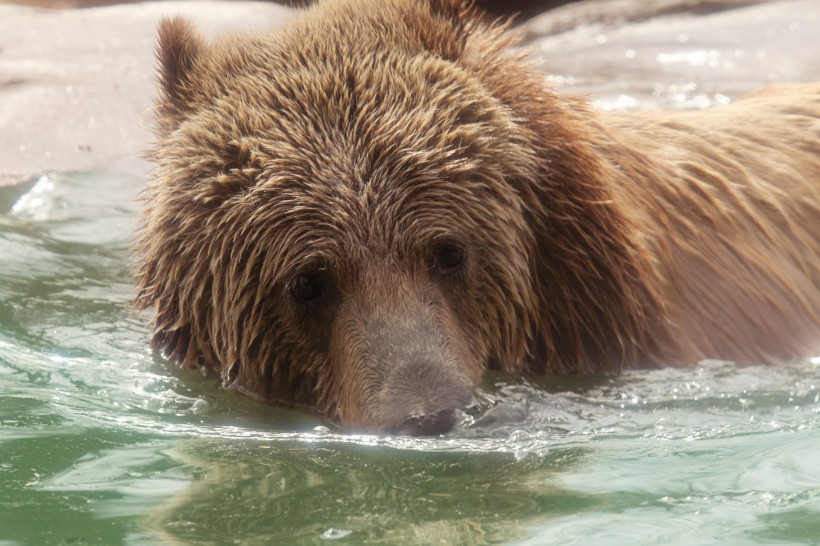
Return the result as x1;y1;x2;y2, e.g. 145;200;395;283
0;1;294;188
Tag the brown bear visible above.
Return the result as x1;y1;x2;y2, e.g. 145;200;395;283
134;0;820;435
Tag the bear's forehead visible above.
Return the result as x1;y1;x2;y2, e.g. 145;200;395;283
166;10;531;262
197;16;508;157
185;53;510;200
218;57;482;148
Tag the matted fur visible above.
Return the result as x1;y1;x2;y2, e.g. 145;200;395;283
135;0;820;433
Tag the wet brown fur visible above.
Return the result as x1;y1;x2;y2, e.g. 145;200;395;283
135;0;820;433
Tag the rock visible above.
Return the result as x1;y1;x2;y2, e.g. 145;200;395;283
0;1;294;188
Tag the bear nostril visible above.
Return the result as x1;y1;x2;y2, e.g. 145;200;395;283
392;408;459;436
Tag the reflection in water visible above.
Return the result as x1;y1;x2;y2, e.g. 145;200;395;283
128;360;818;545
147;441;594;545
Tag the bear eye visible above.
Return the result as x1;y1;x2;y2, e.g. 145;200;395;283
289;271;325;303
431;239;467;275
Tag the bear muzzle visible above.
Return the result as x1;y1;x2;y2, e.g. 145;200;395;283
378;358;473;436
332;294;477;436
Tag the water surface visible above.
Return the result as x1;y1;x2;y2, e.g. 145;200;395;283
1;169;817;546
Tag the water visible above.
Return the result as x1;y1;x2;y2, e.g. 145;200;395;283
2;3;820;545
1;171;818;546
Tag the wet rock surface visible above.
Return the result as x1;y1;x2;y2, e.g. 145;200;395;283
0;1;293;188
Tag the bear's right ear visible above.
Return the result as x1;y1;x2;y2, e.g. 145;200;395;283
155;16;204;132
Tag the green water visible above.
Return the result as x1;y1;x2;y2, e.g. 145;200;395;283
1;170;818;545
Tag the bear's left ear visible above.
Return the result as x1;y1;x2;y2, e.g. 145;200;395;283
155;16;204;132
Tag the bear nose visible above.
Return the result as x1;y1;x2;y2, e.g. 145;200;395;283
390;408;459;436
376;359;472;436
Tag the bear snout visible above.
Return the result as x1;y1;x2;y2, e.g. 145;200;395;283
391;409;461;437
330;285;479;435
377;359;473;436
